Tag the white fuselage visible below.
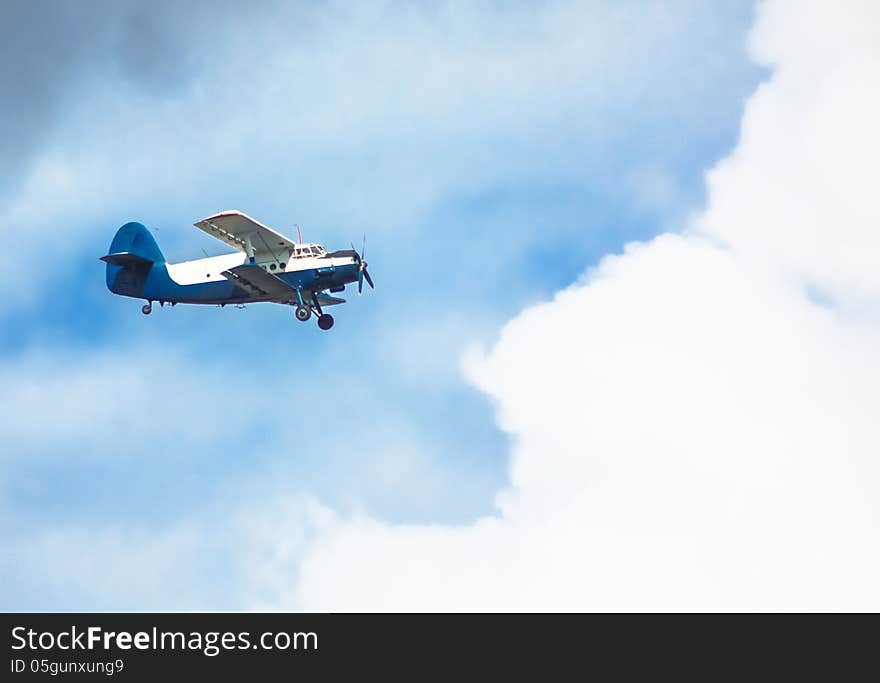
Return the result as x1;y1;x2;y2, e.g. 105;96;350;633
165;251;357;286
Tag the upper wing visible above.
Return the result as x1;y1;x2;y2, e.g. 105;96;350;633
195;210;296;260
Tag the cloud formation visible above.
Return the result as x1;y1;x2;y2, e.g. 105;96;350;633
276;0;880;610
0;2;765;609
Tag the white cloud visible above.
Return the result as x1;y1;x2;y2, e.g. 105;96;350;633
263;0;880;610
695;0;880;314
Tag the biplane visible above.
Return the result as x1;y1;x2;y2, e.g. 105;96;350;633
101;210;373;330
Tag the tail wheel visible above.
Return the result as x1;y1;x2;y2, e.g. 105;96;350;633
142;302;152;315
295;305;312;322
318;313;334;330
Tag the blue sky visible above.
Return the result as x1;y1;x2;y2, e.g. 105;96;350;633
0;1;766;609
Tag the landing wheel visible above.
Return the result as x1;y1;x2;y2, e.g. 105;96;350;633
295;305;312;322
142;302;152;315
317;313;334;330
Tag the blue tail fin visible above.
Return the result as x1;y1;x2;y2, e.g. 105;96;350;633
102;222;166;296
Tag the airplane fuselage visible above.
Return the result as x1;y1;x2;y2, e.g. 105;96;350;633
110;251;361;305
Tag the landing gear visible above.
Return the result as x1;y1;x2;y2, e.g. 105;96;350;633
317;313;334;330
142;302;152;315
295;305;312;322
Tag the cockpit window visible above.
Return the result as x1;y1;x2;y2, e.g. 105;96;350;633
291;245;325;258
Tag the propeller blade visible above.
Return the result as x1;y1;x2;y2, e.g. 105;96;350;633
351;236;371;293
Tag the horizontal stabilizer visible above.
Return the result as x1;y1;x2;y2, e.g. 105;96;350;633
195;210;297;258
100;251;155;267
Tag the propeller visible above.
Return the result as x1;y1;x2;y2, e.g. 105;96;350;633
352;236;375;295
